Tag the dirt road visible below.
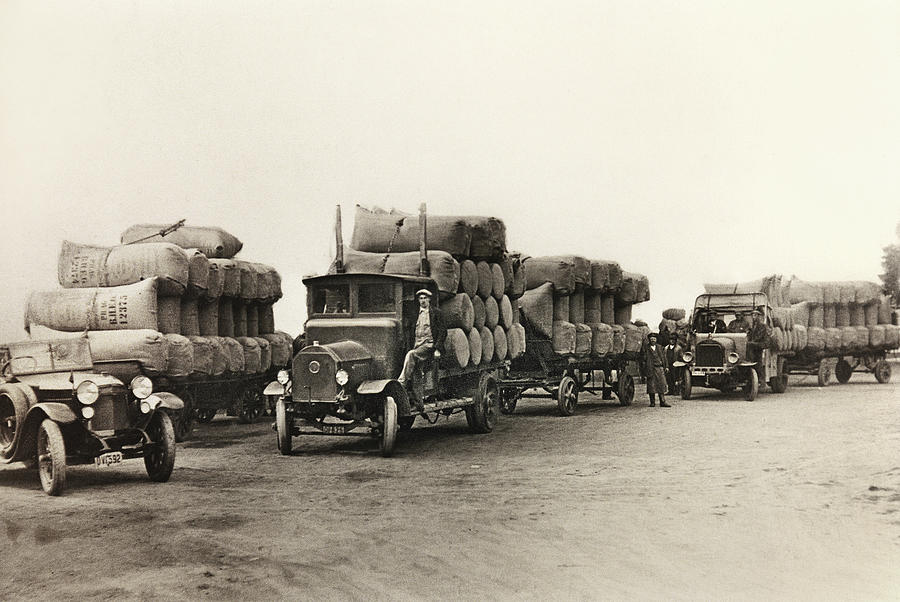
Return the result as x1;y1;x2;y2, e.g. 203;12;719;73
2;374;899;600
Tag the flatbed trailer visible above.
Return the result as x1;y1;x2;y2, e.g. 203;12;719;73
784;348;893;386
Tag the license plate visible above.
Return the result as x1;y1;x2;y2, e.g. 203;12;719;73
95;451;123;467
321;423;353;434
692;370;705;377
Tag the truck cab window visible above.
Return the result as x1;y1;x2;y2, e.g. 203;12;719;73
311;285;350;314
358;283;396;313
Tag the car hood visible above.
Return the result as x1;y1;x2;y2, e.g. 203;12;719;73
15;371;124;392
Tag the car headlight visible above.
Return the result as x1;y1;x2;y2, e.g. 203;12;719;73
727;352;740;364
81;406;95;419
130;375;153;399
277;370;291;385
140;395;162;414
76;380;99;405
681;351;694;363
335;369;349;386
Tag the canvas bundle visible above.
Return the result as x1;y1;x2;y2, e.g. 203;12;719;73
341;247;460;297
27;325;169;376
163;334;194;378
662;308;686;321
57;240;188;296
183;248;209;297
552;321;576;355
574;323;592;356
443;329;470;368
209;259;240;297
524;256;578;295
121;224;243;259
590;260;623;293
493;325;508;360
590;323;613;356
186;336;216;377
442;293;475;331
467;328;482;366
519;283;554;339
26;278;161;333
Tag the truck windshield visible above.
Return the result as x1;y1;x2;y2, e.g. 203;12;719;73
311;285;350;314
358;282;396;313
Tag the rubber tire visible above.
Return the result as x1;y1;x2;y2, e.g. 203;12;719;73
174;390;194;443
398;416;415;432
144;412;176;482
835;359;853;384
195;408;216;424
379;397;398;457
275;398;292;456
743;369;759;402
37;419;66;496
770;374;787;394
0;385;29;458
817;361;831;387
237;386;260;424
616;374;634;406
681;368;692;400
499;389;518;415
557;375;578;417
874;360;892;384
466;373;499;433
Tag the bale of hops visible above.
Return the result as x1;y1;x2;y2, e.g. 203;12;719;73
518;283;553;339
662;308;686;321
614;303;633;326
459;260;478;297
884;324;900;349
524;256;581;295
479;326;494;364
849;304;866;327
205;259;225;301
824;328;842;352
235;337;261;374
611;325;626;355
836;304;851;328
623;324;643;353
57;240;189;296
553;294;570;322
484;295;500;330
156;296;181;334
499;295;514;328
202;337;228;376
771;307;793;331
209;259;240;297
261;332;293;368
590;323;613;356
569;290;585;324
794;324;808;351
808;304;824;329
121;224;243;259
498;255;514;296
854;326;869;351
508;323;526;359
839;326;857;350
163;334;194;379
218;337;245;373
246;305;259;337
218;298;235;337
601;295;615;326
864;303;879;327
493;325;508;360
442;293;475;332
585;291;602;324
180;297;200;336
511;297;520;326
232;302;247;337
869;325;886;348
27;326;169;376
510;253;527;299
476;261;493;298
878;296;893;325
552;321;576;355
823;304;837;329
806;327;826;352
590;260;622;293
186;335;216;377
787;278;824;305
342;248;460;297
659;319;677;335
790;303;810;329
575;323;592;356
491;263;505;299
442;329;470;368
467;327;482;366
252;337;272;372
838;283;856;305
258;304;275;335
183;248;209;298
472;295;486;330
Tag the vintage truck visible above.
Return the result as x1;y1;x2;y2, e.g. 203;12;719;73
675;293;788;401
0;337;182;495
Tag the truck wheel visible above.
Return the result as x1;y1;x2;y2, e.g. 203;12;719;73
174;390;194;443
743;369;759;401
616;374;634;406
238;386;261;424
398;416;415;432
0;385;29;458
499;389;518;415
466;372;499;433
817;361;831;387
681;369;692;400
835;359;853;384
37;419;66;496
874;360;892;384
770;374;788;394
144;412;176;482
275;398;292;455
557;376;578;416
195;408;216;424
379;396;398;457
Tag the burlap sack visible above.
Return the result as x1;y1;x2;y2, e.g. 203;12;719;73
467;327;482;366
209;259;240;297
614;303;633;326
511;297;520;326
252;337;272;372
340;248;461;298
258;304;275;334
854;326;869;351
601;295;615;326
27;325;169;376
552;294;569;322
511;254;527;299
121;224;243;258
771;307;793;331
499;255;514;296
490;263;505;299
836;304;851;328
519;282;553;339
484;295;500;330
611;325;626;355
839;326;857;350
590;260;622;293
218;298;235;337
575;323;592;356
493;325;508;360
183;248;209;298
869;325;886;348
623;324;643;353
794;324;808;351
476;261;493;298
203;336;228;376
864;303;879;327
204;257;225;301
472;295;486;330
824;327;842;352
499;295;514;329
157;296;181;334
590;323;613;356
480;326;494;364
823;304;837;329
878;296;893;325
849;304;866;327
246;304;259;337
180;297;200;336
569;290;585;325
787;278;824;305
808;304;825;329
806;327;826;352
884;325;900;349
584;291;601;324
26;278;161;333
235;336;261;374
524;257;577;295
261;332;292;368
442;293;475;332
552;321;576;355
790;303;810;328
443;329;470;368
233;302;248;337
218;337;245;374
459;259;478;297
617;273;638;304
186;336;216;377
234;260;258;301
508;323;526;359
57;240;188;296
662;308;686;321
163;333;194;379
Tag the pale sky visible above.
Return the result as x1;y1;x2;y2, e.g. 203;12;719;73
1;1;898;342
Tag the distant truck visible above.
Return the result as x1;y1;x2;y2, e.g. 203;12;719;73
674;293;788;401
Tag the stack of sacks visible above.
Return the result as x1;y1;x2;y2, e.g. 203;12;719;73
26;225;294;380
787;277;899;354
345;205;524;368
659;308;689;345
519;254;649;358
704;274;789;308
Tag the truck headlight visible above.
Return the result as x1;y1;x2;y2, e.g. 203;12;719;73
130;375;153;399
335;369;349;386
727;352;740;364
81;406;95;419
277;370;291;385
140;395;162;414
76;380;99;405
681;351;693;363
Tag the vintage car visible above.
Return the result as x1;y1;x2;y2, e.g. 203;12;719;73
674;293;787;401
272;272;503;457
0;337;183;495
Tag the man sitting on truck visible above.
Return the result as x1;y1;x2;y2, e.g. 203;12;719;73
397;289;447;400
727;312;749;333
747;309;769;380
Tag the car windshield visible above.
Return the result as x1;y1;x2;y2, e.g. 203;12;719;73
6;338;93;374
310;284;350;314
358;282;396;313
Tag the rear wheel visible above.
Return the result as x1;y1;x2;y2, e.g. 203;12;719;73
874;360;892;384
144;412;176;482
37;419;66;496
398;416;415;432
275;398;292;455
379;396;398;457
466;372;499;433
0;385;29;458
681;369;692;400
499;389;519;415
817;361;832;387
616;373;634;406
743;369;759;401
557;376;578;416
835;359;853;384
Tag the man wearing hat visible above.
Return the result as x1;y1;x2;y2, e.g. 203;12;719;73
642;332;671;407
746;309;769;381
397;289;447;399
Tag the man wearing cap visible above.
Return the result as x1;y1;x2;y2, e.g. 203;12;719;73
706;311;727;333
642;332;671;407
746;309;769;381
727;312;749;333
397;289;447;397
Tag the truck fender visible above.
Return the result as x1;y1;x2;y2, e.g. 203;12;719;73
263;381;284;397
357;379;411;416
739;362;757;368
672;361;686;368
6;403;78;464
153;391;185;412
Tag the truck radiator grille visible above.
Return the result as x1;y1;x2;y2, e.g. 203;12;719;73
696;344;724;367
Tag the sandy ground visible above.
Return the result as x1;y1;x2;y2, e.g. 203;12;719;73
1;372;899;600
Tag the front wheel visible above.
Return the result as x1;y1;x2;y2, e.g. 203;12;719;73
466;372;499;433
616;373;634;406
743;369;759;401
37;419;66;496
681;368;692;400
557;375;578;416
144;412;176;482
275;398;292;455
380;396;398;457
874;360;892;384
835;359;853;384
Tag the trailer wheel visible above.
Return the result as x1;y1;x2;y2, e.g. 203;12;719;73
499;389;519;415
681;368;692;400
195;408;217;424
616;374;634;406
743;369;758;401
37;419;66;496
835;359;853;384
379;396;398;457
817;361;832;387
557;376;578;416
874;360;892;384
275;398;292;455
466;372;499;433
174;390;194;443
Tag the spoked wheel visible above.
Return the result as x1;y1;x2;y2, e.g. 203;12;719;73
174;390;195;443
398;416;416;432
195;408;217;424
144;412;176;482
37;419;66;496
817;361;832;387
874;360;892;384
743;369;759;402
681;368;692;400
379;396;398;457
466;372;499;433
616;373;634;406
275;398;292;455
835;359;853;384
557;376;578;416
0;386;28;458
238;386;264;423
499;389;519;415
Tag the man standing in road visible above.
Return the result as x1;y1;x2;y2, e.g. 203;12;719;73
643;332;671;407
664;334;682;395
398;289;447;396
